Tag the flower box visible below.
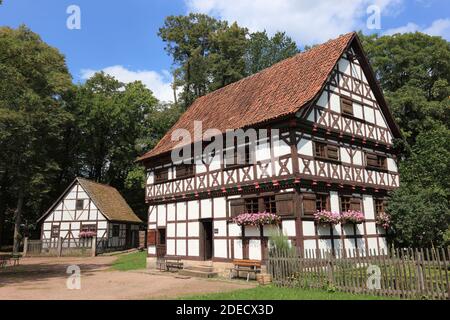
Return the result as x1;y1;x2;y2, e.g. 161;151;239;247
340;210;365;225
314;211;341;225
376;212;391;230
232;212;281;227
79;231;96;239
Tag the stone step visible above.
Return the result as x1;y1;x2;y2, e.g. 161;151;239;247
184;265;215;273
178;268;218;279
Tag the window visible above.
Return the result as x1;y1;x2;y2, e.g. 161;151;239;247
263;196;277;214
51;225;60;238
112;225;120;237
316;194;329;212
375;199;386;215
81;224;96;233
154;168;169;183
341;97;354;116
76;199;84;211
176;163;195;179
366;153;387;170
302;193;317;216
341;196;361;212
245;198;259;214
314;142;340;161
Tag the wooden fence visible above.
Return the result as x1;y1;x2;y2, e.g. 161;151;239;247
23;237;96;257
267;247;450;300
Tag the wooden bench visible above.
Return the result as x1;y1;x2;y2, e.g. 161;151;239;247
161;256;183;272
230;259;262;281
0;255;10;268
0;254;20;268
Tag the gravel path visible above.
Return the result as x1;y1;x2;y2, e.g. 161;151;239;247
0;256;253;300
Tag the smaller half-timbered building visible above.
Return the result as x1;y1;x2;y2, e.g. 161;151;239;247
38;178;142;251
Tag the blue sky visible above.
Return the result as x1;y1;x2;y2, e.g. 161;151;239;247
1;0;449;101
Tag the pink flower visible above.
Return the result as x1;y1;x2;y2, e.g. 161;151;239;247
232;212;281;227
340;210;365;225
79;231;96;238
376;212;391;229
314;211;341;225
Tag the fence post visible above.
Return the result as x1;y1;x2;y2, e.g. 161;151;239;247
22;237;28;257
57;237;63;257
91;236;97;257
416;250;425;294
326;251;334;286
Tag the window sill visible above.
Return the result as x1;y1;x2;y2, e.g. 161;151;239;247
313;157;342;165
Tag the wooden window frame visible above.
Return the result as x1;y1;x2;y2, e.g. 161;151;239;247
176;163;195;179
366;152;388;171
375;198;386;215
112;225;120;237
51;225;60;238
244;198;260;214
314;141;340;162
340;196;361;212
315;194;330;212
154;167;169;184
263;196;277;214
341;97;354;116
75;199;84;211
80;224;96;233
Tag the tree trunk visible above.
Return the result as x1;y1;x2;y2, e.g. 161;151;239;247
13;188;24;254
0;170;8;248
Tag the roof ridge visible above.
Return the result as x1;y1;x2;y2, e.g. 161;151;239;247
192;32;356;103
76;177;116;190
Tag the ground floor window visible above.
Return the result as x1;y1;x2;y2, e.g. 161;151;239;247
112;225;120;237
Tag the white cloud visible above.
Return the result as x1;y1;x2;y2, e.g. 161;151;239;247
384;18;450;39
185;0;403;44
80;65;174;102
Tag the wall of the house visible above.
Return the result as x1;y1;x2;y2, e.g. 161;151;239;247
41;183;108;248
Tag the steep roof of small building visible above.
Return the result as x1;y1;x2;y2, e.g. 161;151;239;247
138;32;358;161
77;178;142;223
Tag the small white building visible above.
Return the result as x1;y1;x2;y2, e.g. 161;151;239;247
38;177;142;251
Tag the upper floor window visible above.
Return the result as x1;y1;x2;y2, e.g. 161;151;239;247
263;196;277;214
51;225;60;238
154;168;169;183
340;196;361;212
314;142;339;161
341;97;354;116
316;194;329;212
76;199;84;211
366;152;387;170
176;163;195;179
81;224;96;233
244;198;259;213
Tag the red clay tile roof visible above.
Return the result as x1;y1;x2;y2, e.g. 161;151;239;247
138;32;356;161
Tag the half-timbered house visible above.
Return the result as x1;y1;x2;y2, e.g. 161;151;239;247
138;32;401;268
38;178;142;251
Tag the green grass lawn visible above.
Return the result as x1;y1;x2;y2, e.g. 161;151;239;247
110;251;147;271
181;285;397;300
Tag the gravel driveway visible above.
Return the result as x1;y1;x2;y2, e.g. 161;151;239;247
0;256;254;300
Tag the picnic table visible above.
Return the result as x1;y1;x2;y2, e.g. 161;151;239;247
230;259;262;281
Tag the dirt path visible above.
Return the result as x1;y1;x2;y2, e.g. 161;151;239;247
0;256;254;300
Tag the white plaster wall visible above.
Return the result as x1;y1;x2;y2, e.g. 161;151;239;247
148;246;156;255
187;222;199;237
214;239;228;258
167;223;176;237
176;223;186;237
149;206;157;223
279;220;295;237
255;140;271;161
213;197;227;218
188;239;199;257
176;202;186;221
167;239;175;255
330;93;341;113
228;223;242;237
387;158;398;173
157;205;166;227
363;195;375;220
177;240;186;256
187;200;200;220
263;225;279;237
234;240;243;259
298;138;313;156
146;172;154;185
364;105;375;124
249;240;261;260
330;191;340;212
302;221;315;237
167;203;176;222
353;150;363;166
273;139;291;158
214;220;227;237
201;199;213;218
245;226;260;237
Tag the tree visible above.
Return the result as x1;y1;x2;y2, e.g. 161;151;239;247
387;125;450;247
0;26;73;252
159;14;248;108
245;31;299;75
